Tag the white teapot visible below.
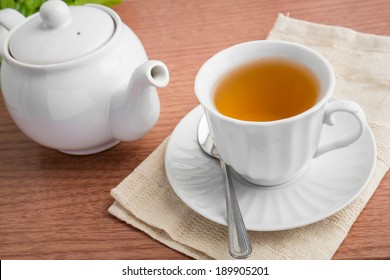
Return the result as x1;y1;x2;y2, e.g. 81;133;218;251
0;0;169;155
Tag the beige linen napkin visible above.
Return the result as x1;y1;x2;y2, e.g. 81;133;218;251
109;14;390;259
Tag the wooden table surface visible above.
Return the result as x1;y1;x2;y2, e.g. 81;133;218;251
0;0;389;260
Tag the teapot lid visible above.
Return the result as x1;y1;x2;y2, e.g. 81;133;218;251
8;0;115;65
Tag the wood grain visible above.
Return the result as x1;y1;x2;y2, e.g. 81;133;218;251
0;0;389;260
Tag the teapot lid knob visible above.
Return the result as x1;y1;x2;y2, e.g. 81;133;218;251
40;0;70;28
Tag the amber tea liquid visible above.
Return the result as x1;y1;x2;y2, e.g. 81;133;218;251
214;58;320;121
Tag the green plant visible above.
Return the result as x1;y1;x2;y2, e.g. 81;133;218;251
0;0;123;16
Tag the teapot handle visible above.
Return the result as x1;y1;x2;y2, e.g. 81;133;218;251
0;9;25;57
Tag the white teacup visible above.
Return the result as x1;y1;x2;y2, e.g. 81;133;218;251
195;40;366;186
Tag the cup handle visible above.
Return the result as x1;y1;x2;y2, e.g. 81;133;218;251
314;100;366;158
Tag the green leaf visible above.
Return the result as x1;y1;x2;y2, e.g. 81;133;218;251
19;0;46;16
23;0;46;10
0;0;16;9
71;0;122;7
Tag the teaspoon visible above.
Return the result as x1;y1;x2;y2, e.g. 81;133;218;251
197;115;252;259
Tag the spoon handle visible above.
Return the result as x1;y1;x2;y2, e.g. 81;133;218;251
219;160;252;259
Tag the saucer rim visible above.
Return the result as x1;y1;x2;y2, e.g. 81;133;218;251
165;105;376;231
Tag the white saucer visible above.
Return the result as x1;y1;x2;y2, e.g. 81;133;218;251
165;106;376;231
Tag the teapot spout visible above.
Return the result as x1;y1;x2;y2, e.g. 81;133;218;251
109;60;169;141
141;60;170;89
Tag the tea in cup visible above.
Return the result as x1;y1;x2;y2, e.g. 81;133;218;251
214;57;319;122
195;40;366;186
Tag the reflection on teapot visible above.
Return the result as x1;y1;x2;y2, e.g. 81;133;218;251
0;0;169;155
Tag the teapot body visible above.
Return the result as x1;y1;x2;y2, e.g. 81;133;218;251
0;5;163;155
